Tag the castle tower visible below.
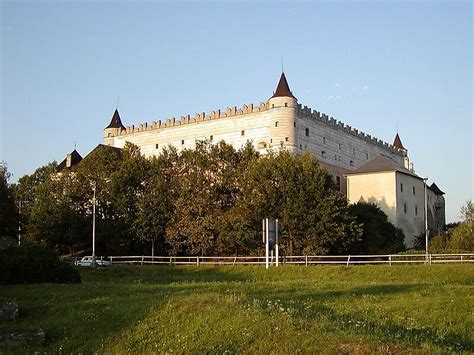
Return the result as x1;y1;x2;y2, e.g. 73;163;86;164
393;133;410;170
104;109;125;146
267;72;297;152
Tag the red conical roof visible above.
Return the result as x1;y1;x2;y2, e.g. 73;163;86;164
105;109;125;130
271;72;295;99
393;133;405;150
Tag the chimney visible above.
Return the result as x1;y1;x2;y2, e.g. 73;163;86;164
66;154;72;168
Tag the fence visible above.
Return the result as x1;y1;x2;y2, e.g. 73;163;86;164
67;253;474;266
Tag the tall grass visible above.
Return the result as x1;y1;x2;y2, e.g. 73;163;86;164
0;264;472;353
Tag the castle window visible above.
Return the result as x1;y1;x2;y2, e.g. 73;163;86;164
270;139;272;143
285;137;289;142
412;186;416;195
338;143;341;150
181;140;185;145
338;155;341;161
300;144;303;149
284;102;288;107
400;183;404;192
366;153;369;160
350;160;354;167
334;154;337;160
404;204;407;214
415;205;418;216
155;143;159;149
241;130;245;136
336;176;341;191
275;121;279;127
321;151;326;157
272;104;275;108
353;148;355;155
108;133;112;137
305;128;309;136
323;137;326;144
294;121;296;127
210;135;213;141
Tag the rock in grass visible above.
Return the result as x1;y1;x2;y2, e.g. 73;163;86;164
0;301;18;322
0;329;46;347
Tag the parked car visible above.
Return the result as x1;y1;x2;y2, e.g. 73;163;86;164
74;256;112;267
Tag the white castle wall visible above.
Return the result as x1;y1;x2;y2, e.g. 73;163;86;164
103;99;405;172
296;105;405;172
104;101;295;158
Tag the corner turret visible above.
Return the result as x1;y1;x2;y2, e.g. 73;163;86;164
104;109;125;146
267;73;297;153
393;133;411;170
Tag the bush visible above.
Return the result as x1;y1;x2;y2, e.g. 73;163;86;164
0;245;81;284
348;202;405;254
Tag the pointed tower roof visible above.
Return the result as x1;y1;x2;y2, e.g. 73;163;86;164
393;133;405;150
271;72;296;99
105;109;125;130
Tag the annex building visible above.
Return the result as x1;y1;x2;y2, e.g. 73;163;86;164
61;73;445;247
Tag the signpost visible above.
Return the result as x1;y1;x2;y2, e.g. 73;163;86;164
262;218;279;269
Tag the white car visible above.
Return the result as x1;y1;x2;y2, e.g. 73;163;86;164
74;256;112;267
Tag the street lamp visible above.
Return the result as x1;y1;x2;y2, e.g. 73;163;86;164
91;178;110;268
423;177;429;260
91;181;97;268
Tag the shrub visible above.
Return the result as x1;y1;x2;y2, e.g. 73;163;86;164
0;245;81;284
348;202;405;254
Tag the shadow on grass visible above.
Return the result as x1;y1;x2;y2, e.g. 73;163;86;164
243;284;473;353
79;264;251;285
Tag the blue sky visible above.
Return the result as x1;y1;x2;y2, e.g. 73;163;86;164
1;1;472;223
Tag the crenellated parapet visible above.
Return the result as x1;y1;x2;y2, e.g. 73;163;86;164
297;104;405;155
110;101;270;137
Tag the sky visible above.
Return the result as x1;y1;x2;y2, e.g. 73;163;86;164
1;0;472;223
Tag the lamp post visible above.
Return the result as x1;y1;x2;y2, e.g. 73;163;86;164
91;181;97;268
423;177;429;260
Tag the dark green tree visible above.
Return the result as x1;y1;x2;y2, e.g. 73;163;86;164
239;151;362;255
0;162;17;238
348;202;405;254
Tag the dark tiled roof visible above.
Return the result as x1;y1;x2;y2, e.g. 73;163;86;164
57;149;83;172
345;154;421;179
271;72;296;99
393;133;405;150
84;144;123;159
105;109;125;130
429;182;445;195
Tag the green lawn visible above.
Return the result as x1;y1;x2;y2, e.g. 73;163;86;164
0;264;473;354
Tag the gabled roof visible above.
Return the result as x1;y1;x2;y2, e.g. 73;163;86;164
271;72;296;99
105;109;125;130
429;182;445;195
345;154;420;179
84;144;123;159
57;149;83;172
393;133;405;150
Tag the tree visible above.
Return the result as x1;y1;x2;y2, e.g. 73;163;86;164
0;162;17;238
447;201;473;251
348;202;405;254
165;141;246;255
239;151;362;255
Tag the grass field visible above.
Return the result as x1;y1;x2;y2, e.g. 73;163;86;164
0;264;473;354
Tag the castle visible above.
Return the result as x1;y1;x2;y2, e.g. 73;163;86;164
62;72;445;247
